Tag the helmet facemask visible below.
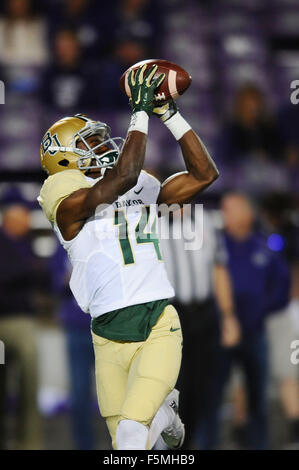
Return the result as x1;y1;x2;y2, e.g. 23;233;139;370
75;122;124;176
47;119;125;177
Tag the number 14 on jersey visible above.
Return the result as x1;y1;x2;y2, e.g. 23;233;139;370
114;206;162;265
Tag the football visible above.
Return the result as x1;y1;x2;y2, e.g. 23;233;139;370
119;59;192;104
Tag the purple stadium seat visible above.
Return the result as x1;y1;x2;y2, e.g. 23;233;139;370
217;34;268;63
211;0;267;11
271;0;299;7
267;8;299;35
0;142;40;169
211;8;262;36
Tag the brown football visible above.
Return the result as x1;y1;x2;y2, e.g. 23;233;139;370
119;59;192;104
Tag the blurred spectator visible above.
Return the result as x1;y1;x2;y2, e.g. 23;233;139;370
261;193;299;445
98;35;149;110
116;0;163;54
47;0;104;60
41;28;99;113
0;203;41;449
278;103;299;170
158;207;240;449
0;0;48;95
200;192;290;450
230;192;299;447
0;0;48;67
49;243;96;450
215;85;285;166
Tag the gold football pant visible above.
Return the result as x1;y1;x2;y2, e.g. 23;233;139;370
91;304;182;449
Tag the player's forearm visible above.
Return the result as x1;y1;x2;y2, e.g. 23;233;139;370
157;129;219;205
213;264;235;318
114;130;147;190
157;104;219;188
179;129;219;188
85;130;147;209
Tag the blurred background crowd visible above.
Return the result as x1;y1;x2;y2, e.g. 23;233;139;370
0;0;298;451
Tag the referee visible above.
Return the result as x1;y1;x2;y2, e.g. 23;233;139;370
159;206;240;449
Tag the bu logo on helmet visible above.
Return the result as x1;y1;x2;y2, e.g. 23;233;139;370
42;132;61;156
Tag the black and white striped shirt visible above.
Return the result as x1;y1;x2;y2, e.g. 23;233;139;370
159;209;226;304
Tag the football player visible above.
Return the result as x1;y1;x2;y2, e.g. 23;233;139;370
38;64;219;450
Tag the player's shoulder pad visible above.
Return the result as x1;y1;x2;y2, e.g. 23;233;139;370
38;169;92;223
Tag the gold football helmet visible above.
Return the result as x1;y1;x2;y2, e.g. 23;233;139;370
40;114;124;175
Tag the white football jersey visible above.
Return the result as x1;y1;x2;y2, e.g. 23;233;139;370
53;171;175;317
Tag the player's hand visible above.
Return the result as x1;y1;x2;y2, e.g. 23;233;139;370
128;64;165;117
153;99;178;122
221;314;241;348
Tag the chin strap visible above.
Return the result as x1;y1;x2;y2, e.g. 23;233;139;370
85;166;113;180
101;164;115;178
